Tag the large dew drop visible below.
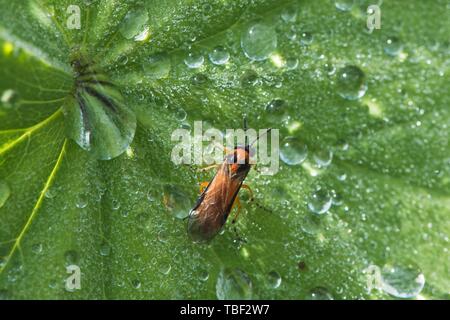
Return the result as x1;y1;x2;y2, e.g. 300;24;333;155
299;32;313;45
334;0;354;11
280;5;297;23
184;52;204;69
64;58;136;160
308;189;332;215
241;23;277;61
384;36;403;57
144;53;171;79
31;243;43;254
267;271;282;289
216;268;253;300
308;287;334;300
313;149;333;168
163;185;192;219
0;89;19;109
265;99;287;122
286;57;299;70
280;136;308;165
380;264;425;298
119;8;150;41
208;46;230;65
336;65;367;100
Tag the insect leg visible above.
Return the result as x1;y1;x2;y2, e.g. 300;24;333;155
199;181;209;193
231;196;248;244
241;184;272;213
231;196;242;224
241;184;254;202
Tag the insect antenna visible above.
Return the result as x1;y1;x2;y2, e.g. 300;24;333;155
252;200;273;214
243;114;249;147
249;128;272;147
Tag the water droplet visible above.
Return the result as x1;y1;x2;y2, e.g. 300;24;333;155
286;28;297;41
286;57;299;70
144;53;171;79
267;271;282;289
99;243;111;256
301;215;321;235
331;189;343;206
334;0;354;11
241;23;277;61
44;188;56;199
209;46;230;65
75;194;88;209
175;107;187;121
308;189;332;215
64;250;79;265
308;287;334;300
159;263;172;275
163;186;192;219
199;270;210;282
7;263;23;283
157;230;168;243
313;149;333;168
280;137;308;165
184;52;204;68
384;36;403;57
131;279;141;289
323;62;336;76
119;9;149;41
240;69;259;87
281;5;297;22
118;55;128;66
284;118;301;135
147;189;158;202
136;212;152;230
111;199;120;211
300;32;313;45
48;279;57;289
134;26;150;42
0;180;11;208
336;65;367;100
65;59;136;160
380;264;425;298
216;268;253;300
191;73;208;85
31;243;43;254
265;99;287;122
337;172;347;181
1;89;19;109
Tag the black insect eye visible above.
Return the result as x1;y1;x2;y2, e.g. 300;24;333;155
236;164;248;173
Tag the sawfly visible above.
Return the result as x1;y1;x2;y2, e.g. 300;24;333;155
187;120;271;243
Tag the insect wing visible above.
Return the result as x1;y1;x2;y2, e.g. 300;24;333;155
188;164;241;242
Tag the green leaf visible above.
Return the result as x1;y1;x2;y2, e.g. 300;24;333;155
0;0;449;299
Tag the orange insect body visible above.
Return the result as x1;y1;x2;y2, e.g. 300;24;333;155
188;146;252;243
